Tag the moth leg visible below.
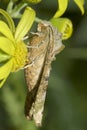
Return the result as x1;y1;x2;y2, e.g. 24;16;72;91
22;49;46;70
23;32;41;41
24;50;46;69
22;35;29;40
26;40;45;49
22;61;35;69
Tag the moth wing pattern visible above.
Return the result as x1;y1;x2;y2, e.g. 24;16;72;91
24;21;65;126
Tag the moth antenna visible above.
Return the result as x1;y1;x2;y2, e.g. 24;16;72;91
26;40;45;49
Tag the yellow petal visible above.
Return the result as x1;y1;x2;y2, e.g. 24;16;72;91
0;59;13;79
0;51;11;62
0;21;14;41
15;7;36;42
53;0;69;18
74;0;85;14
0;37;15;55
0;78;7;88
51;18;73;40
0;8;15;34
0;59;13;88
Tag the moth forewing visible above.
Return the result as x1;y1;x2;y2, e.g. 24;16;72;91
24;21;64;126
25;22;50;122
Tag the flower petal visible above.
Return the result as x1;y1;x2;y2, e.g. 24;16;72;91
15;7;36;42
51;18;73;40
0;8;15;33
0;50;11;63
74;0;85;15
0;21;14;41
0;59;13;88
0;59;13;79
0;78;7;88
53;0;69;18
0;37;15;55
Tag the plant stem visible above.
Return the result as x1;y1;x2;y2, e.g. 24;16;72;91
35;17;42;23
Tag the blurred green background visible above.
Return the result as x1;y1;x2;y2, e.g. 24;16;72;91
0;0;87;130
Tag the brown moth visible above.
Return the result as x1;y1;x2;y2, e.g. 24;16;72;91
24;21;65;126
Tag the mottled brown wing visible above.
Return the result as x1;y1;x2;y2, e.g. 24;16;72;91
24;21;65;126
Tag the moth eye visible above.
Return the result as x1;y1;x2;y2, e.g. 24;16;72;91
26;0;42;4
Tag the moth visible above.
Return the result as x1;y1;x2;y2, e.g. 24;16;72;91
24;21;65;126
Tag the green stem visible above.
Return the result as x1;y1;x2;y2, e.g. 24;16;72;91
6;0;14;14
35;17;42;23
7;1;43;23
7;1;28;18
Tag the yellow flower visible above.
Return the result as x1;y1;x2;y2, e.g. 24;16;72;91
51;18;73;40
74;0;85;15
54;0;85;18
51;0;85;40
0;7;35;88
